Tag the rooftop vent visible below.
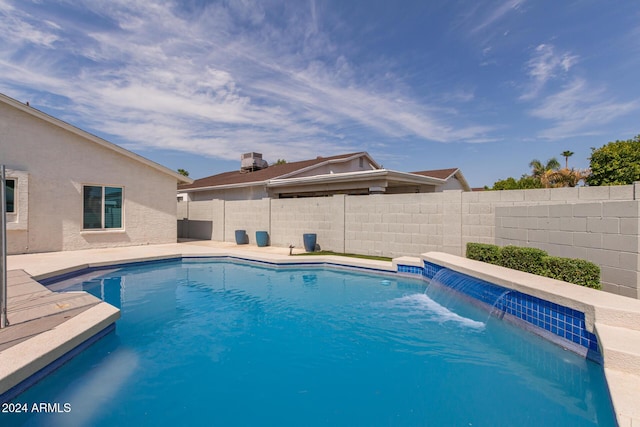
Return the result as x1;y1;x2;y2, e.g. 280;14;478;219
241;152;269;172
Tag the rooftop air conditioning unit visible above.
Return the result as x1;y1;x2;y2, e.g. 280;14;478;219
241;152;269;172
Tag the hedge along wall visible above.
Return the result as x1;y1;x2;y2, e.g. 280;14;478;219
466;243;601;289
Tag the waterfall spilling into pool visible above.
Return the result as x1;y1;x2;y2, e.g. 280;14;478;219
425;268;514;324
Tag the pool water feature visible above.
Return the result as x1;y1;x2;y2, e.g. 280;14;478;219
6;259;615;426
423;266;601;359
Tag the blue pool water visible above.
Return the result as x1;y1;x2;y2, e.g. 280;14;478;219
7;260;615;426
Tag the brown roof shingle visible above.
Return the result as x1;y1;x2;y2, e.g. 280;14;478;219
410;168;459;180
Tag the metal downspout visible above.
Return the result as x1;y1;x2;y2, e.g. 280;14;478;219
1;165;8;328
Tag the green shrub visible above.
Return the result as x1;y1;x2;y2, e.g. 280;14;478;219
466;242;602;289
541;256;601;289
466;243;502;265
500;246;547;275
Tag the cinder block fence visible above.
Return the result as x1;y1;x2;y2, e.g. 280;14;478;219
178;183;640;298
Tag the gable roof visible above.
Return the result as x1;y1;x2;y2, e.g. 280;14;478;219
411;168;471;191
179;152;377;191
410;168;459;180
0;92;192;184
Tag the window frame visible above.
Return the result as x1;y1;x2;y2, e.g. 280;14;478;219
81;184;124;231
4;178;15;214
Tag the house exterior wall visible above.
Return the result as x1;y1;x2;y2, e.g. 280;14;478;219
439;176;465;191
1;101;178;254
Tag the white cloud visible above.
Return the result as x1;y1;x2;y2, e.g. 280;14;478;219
0;9;59;47
530;79;638;139
520;44;578;100
0;0;495;163
471;0;525;34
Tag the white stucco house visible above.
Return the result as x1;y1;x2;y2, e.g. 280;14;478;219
179;152;470;201
1;92;192;254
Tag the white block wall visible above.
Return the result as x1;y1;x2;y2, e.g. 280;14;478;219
271;195;345;251
224;199;270;244
179;184;640;298
344;192;461;258
461;185;635;250
496;201;640;298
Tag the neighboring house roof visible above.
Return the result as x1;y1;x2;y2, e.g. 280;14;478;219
411;168;471;192
179;152;378;191
410;168;459;180
265;169;447;188
180;152;471;194
0;92;193;184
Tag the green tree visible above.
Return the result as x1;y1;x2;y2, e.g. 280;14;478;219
491;175;543;190
272;159;287;165
177;168;189;177
529;158;561;178
561;150;574;169
587;135;640;186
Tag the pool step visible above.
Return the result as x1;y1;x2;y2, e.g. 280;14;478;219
595;323;640;374
3;269;102;328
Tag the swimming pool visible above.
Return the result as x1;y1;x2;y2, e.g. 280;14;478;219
6;259;616;426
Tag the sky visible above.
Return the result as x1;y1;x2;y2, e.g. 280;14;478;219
1;0;639;187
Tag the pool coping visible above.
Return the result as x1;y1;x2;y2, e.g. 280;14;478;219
0;303;120;401
416;252;640;426
2;242;640;425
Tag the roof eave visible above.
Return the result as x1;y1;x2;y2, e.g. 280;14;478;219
266;169;446;188
179;180;266;192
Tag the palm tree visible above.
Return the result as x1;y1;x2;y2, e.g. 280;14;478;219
561;151;574;169
529;158;561;187
547;168;589;188
529;158;561;188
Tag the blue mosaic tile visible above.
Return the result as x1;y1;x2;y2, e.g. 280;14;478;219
395;260;600;356
397;265;424;276
422;261;443;279
424;267;600;355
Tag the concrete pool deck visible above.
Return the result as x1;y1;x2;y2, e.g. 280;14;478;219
1;241;639;425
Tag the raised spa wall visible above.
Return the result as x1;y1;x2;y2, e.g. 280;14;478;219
394;251;640;426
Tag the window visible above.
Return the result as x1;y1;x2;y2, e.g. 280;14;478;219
83;185;123;229
4;179;15;213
